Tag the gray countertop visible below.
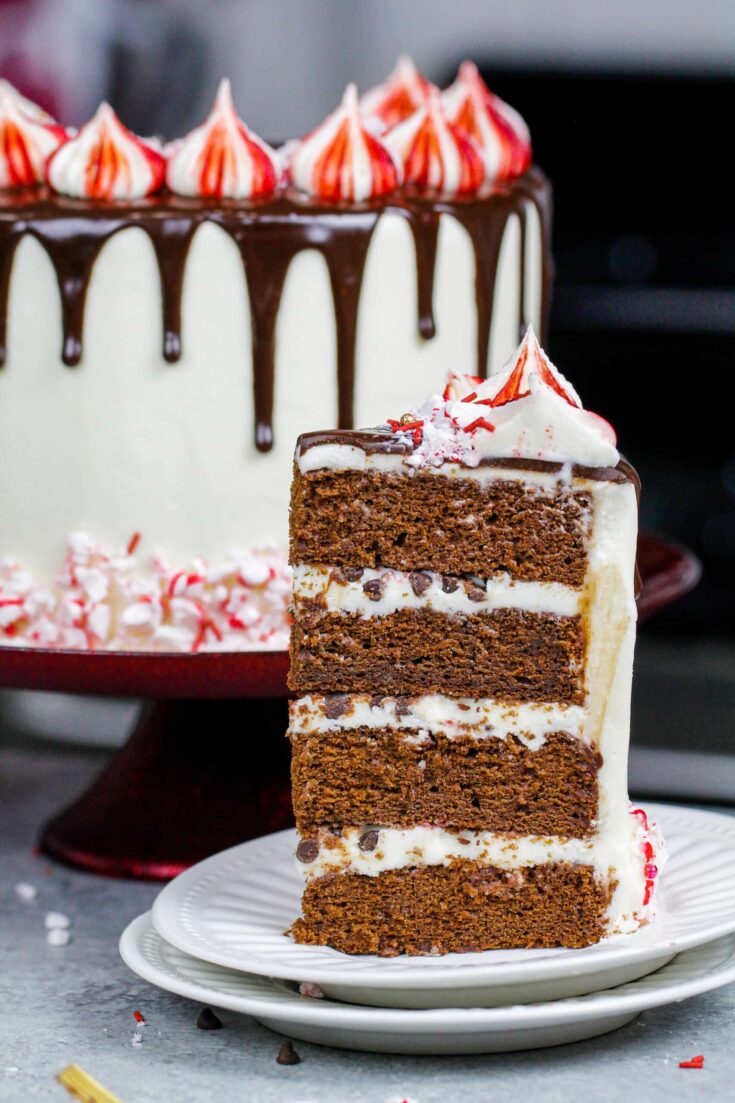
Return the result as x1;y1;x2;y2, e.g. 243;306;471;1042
2;738;734;1103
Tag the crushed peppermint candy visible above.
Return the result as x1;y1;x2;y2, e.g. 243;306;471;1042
679;1055;704;1069
0;532;291;652
15;882;38;902
45;911;71;929
298;982;326;999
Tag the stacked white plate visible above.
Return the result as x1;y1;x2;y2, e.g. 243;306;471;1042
120;803;735;1054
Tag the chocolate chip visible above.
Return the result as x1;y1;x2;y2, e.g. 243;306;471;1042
409;571;432;596
296;840;319;863
325;695;350;719
441;575;459;593
464;575;486;602
362;578;385;602
394;699;412;717
276;1040;302;1066
196;1007;222;1030
358;829;380;852
333;565;365;583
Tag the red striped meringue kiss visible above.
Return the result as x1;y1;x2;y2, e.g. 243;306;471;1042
384;86;484;196
289;84;401;202
442;61;531;183
167;79;279;199
0;79;68;188
360;55;432;133
483;326;582;409
46;102;165;199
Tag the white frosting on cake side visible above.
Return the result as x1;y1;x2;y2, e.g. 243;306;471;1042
0;210;542;591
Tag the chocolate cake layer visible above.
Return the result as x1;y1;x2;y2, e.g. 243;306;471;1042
292;861;613;955
289;607;585;701
290;729;599;836
290;469;592;586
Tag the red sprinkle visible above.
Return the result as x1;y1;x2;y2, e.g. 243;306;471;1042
133;1010;146;1024
464;416;495;433
127;532;142;555
679;1055;704;1069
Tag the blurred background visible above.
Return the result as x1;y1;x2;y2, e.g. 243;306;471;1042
1;0;734;799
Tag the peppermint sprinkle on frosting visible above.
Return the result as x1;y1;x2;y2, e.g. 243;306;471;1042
385;85;485;196
46;102;165;200
166;78;279;199
388;327;619;469
443;60;532;183
289;83;401;201
0;79;67;188
360;55;432;133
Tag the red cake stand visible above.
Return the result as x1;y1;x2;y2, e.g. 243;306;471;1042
0;533;700;880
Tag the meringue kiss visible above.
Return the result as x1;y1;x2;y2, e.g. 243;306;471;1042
360;55;432;133
384;86;484;196
46;102;165;200
166;79;279;200
289;83;401;202
443;61;532;183
0;79;67;188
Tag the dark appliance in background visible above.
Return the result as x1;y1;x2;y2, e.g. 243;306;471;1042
468;66;735;633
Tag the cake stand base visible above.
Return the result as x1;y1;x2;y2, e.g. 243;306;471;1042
40;697;292;880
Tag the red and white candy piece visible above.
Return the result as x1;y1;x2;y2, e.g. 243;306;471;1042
46;102;165;200
289;83;401;202
0;79;68;188
166;78;279;199
384;86;484;196
360;55;432;133
442;60;531;183
483;326;583;410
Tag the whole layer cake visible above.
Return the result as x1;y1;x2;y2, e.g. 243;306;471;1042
288;329;662;955
0;60;551;651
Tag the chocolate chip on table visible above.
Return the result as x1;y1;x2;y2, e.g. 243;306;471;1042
409;571;432;596
196;1007;223;1030
296;840;319;863
276;1040;302;1065
358;829;380;852
441;575;459;593
362;578;385;601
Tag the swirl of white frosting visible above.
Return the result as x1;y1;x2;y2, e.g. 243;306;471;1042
395;327;619;469
289;83;401;202
0;79;68;188
360;55;432;133
46;102;165;199
384;86;484;196
166;79;279;199
442;60;531;183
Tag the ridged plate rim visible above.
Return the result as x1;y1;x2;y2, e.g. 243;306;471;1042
151;803;735;987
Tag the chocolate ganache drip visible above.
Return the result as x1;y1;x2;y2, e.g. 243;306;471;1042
0;169;552;452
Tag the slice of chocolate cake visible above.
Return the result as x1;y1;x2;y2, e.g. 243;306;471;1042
287;328;662;956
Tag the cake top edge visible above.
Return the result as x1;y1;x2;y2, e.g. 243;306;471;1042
297;328;633;480
1;57;531;202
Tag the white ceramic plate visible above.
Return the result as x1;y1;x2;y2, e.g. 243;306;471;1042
121;914;735;1055
151;803;735;1009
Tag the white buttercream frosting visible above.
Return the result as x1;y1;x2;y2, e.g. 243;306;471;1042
292;564;581;618
0;79;67;188
290;693;586;751
166;79;279;199
47;102;165;199
289;83;401;201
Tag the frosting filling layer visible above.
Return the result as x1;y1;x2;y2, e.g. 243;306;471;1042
289;693;587;749
293;564;581;618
